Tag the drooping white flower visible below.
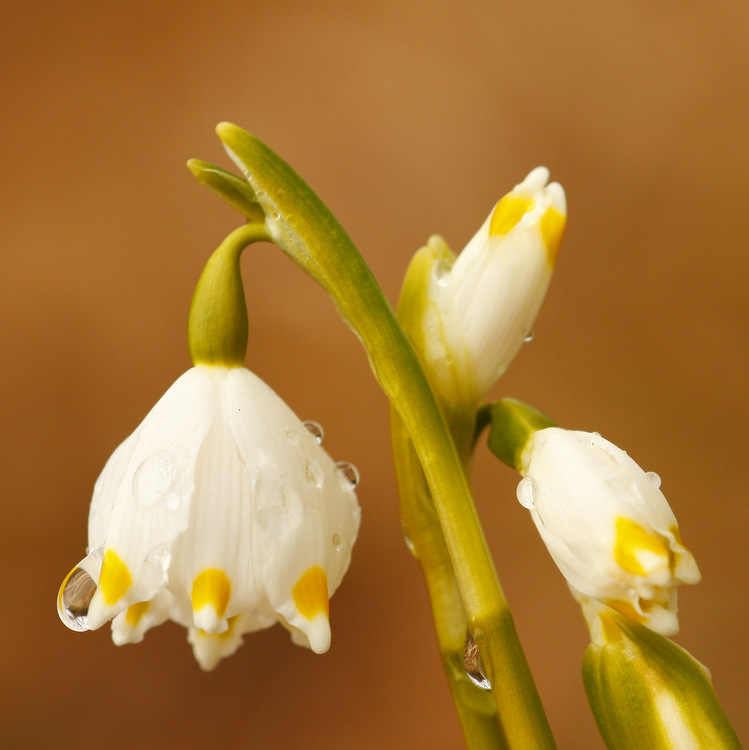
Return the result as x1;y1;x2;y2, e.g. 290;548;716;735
516;427;700;635
58;364;361;670
399;168;566;412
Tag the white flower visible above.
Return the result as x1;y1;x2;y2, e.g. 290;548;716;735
58;365;361;670
405;168;566;411
516;427;700;635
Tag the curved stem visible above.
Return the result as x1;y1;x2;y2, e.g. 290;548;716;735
212;124;556;749
188;223;271;365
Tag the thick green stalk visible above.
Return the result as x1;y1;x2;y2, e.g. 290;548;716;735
200;123;555;748
391;407;508;749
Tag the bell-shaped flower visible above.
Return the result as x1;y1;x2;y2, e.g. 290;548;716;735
57;364;360;670
582;603;740;749
58;190;363;671
398;168;566;413
516;427;700;635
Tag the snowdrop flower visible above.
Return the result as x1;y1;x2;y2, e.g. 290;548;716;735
516;427;700;635
58;224;360;670
57;365;360;669
398;168;566;412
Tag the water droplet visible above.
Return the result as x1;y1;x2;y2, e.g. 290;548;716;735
165;493;180;511
57;548;103;632
645;471;661;489
523;329;535;342
253;473;303;536
132;450;177;508
303;421;324;444
270;210;280;221
285;427;300;445
256;189;266;198
335;462;359;491
432;260;450;287
305;457;325;489
401;522;418;557
332;533;347;551
463;632;491;690
516;477;538;510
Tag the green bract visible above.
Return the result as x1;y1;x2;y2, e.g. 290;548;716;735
483;398;555;471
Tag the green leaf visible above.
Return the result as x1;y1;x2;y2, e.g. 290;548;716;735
187;159;266;223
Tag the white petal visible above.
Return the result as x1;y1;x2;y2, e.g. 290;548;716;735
226;368;360;651
86;367;215;629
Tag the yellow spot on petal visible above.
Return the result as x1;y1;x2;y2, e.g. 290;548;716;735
614;517;671;577
191;569;231;618
540;206;566;266
125;601;150;626
99;550;133;606
489;194;535;237
292;566;329;620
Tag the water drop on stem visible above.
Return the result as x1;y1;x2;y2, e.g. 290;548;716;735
463;632;491;690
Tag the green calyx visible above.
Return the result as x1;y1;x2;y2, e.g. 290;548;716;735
481;398;555;471
583;612;740;750
187;223;270;366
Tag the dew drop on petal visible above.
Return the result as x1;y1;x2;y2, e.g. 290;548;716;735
332;533;347;551
516;477;538;510
335;462;359;491
463;632;491;690
165;493;180;511
285;427;300;445
305;457;325;489
132;450;177;508
254;474;303;536
303;421;324;444
645;471;662;489
57;548;104;632
523;329;535;342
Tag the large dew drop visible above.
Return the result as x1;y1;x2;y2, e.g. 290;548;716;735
463;632;491;690
57;548;104;632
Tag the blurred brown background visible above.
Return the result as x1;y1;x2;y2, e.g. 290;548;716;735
2;1;748;748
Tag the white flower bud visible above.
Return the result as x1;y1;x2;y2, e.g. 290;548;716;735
400;168;566;412
517;427;699;635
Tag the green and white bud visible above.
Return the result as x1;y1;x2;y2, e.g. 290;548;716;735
583;605;740;749
398;169;566;414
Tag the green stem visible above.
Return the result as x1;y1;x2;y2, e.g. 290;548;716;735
210;123;556;749
188;223;271;365
392;407;508;749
